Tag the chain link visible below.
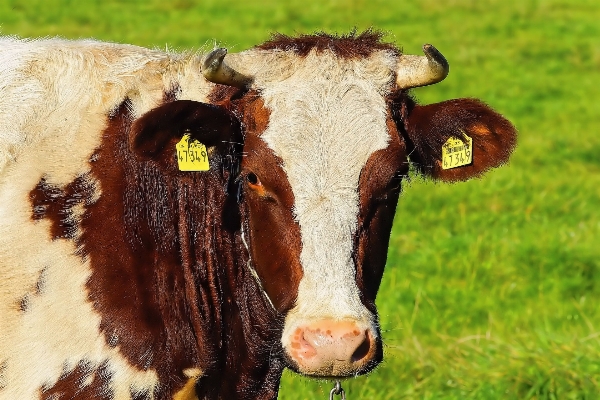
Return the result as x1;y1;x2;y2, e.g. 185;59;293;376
329;380;346;400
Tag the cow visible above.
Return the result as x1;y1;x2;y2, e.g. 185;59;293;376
0;31;516;399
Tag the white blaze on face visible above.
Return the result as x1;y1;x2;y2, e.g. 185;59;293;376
255;49;396;342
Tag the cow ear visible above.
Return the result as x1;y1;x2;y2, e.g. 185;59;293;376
129;100;242;160
401;98;517;182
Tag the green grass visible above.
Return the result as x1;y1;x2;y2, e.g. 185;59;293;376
2;0;599;398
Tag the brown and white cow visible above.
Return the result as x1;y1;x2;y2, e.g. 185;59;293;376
0;31;516;399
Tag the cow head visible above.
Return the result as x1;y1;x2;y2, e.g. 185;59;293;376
130;32;516;379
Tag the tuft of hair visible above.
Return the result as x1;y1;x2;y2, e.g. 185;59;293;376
255;28;400;59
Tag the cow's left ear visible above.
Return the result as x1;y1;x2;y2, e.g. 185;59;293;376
130;100;242;160
401;98;517;182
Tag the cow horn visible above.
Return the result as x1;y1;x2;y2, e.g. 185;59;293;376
202;48;252;88
396;44;449;89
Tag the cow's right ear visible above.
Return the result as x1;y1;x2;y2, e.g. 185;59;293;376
129;100;242;160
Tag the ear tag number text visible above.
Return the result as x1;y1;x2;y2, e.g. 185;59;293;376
442;134;473;170
176;134;210;171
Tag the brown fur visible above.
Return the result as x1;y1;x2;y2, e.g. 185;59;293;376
40;361;113;399
130;100;241;161
230;94;303;312
355;116;408;304
29;174;96;241
395;96;518;181
82;100;197;395
255;29;400;59
16;267;48;314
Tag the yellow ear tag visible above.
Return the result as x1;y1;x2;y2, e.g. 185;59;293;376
442;134;473;170
176;134;210;171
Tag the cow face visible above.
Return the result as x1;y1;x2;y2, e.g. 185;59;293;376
131;32;516;380
228;49;403;378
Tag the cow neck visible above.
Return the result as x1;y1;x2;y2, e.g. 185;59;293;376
199;191;285;399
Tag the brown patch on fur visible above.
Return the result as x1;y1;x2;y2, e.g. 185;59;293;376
29;174;96;240
77;91;285;398
35;266;48;295
18;294;30;312
80;99;209;397
0;361;6;390
207;85;246;109
40;360;113;399
164;83;181;103
14;267;49;313
230;91;270;136
255;29;400;59
355;116;408;306
399;97;517;182
240;134;303;312
131;388;152;400
214;90;302;313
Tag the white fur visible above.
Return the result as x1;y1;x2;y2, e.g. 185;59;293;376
0;37;214;399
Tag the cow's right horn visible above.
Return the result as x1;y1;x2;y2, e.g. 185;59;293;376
202;48;252;88
396;44;449;89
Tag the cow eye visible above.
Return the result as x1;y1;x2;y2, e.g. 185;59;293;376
246;172;261;187
245;172;276;201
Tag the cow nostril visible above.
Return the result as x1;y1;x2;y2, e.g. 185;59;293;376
351;330;371;363
294;329;317;358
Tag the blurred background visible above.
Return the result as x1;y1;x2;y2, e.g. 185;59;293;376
2;0;598;398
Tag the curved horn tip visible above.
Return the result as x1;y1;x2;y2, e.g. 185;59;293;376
422;43;436;53
203;48;227;70
396;43;450;89
422;44;449;69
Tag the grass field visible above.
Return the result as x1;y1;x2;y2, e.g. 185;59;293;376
2;0;599;398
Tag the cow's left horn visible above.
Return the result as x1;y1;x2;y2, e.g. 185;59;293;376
202;48;252;88
396;44;449;89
